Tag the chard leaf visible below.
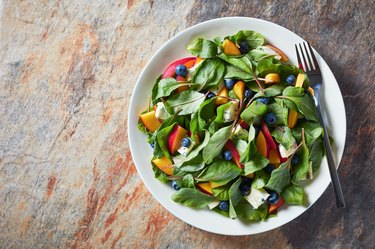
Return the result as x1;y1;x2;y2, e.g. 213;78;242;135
281;184;306;206
172;188;217;208
203;125;232;164
265;161;290;193
244;152;269;175
178;154;206;172
197;160;242;185
281;95;318;122
292;137;310;182
224;64;254;81
165;90;205;115
181;174;195;189
236;201;268;221
153;78;194;100
309;137;324;172
240;101;268;124
192;58;225;90
187;38;218;58
229;177;242;218
212;185;229;201
227;30;265;49
251;170;270;189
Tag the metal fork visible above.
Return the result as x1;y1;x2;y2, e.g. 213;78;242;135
296;42;346;208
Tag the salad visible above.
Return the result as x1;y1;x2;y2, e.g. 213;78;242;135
137;30;325;221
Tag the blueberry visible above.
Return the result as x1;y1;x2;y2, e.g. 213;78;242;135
150;143;155;149
206;92;216;99
241;176;252;185
239;184;251;196
224;79;236;90
256;97;270;105
181;137;191;147
265;164;275;173
264;112;276;125
171;181;180;190
267;191;280;204
292;155;299;165
239;41;250;54
175;64;188;77
223;150;232;161
244;88;254;99
254;125;261;135
286;75;296;85
219;201;229;211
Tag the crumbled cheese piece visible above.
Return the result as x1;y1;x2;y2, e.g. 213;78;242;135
155;102;170;120
208;201;220;210
231;124;249;141
279;142;297;158
244;188;270;209
176;137;195;157
260;46;282;60
223;101;239;122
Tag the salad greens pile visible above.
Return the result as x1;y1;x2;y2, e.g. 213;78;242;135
138;30;325;222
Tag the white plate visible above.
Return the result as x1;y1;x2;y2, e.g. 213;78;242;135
128;17;346;235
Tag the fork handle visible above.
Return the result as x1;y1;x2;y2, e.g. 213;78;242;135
316;106;346;208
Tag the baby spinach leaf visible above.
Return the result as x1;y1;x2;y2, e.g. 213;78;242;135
227;30;265;49
265;162;290;193
181;174;196;189
173;130;210;167
224;64;253;81
233;139;248;156
212;185;229;201
309;137;324;172
253;84;284;98
190;112;205;136
240;101;267;124
240;125;257;163
192;58;225;90
178;154;206;172
236;201;268;221
165;90;205;115
282;86;305;97
292;121;323;145
282;95;318;122
256;57;282;76
244;152;269;175
197;160;241;185
218;54;253;74
281;184;306;206
267;103;288;126
172;188;217;208
186;37;218;58
292;138;310;182
248;46;271;60
155;123;176;159
151;75;162;104
152;164;169;183
271;126;296;150
213;101;234;124
153;78;194;101
203;125;232;164
199;98;216;122
229;177;242;218
251;170;270;189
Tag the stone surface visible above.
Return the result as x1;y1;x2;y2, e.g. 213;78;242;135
0;0;374;248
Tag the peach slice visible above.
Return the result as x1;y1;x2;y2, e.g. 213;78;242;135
152;156;174;176
295;73;305;87
215;87;229;105
197;183;213;195
194;57;204;65
162;57;196;79
288;73;305;128
176;76;189;93
167;125;188;155
266;44;288;62
233;80;245;100
210;182;225;189
269;149;281;165
269;197;285;214
224;140;244;169
223;39;241;56
256;130;269;158
140;111;161;132
264;73;281;84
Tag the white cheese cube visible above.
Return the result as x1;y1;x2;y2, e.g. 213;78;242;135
155;102;170;120
176;137;195;157
279;142;297;158
231;124;249;141
208;201;220;210
244;187;270;209
223;101;239;122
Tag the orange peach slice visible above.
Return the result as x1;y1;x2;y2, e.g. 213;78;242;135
233;80;245;100
223;39;241;56
152;156;174;176
256;130;269;158
197;183;213;195
167;125;188;155
140;111;161;132
264;73;281;84
215;87;229;105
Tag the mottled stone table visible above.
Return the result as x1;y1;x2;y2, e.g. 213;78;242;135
1;1;374;248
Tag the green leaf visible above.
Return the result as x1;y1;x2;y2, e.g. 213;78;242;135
186;38;218;58
199;98;216;122
309;137;324;172
292;121;323;145
282;86;305;97
152;164;169;183
256;57;282;76
240;101;268;124
267;102;289;126
251;170;270;189
227;30;265;49
240;125;257;163
151;75;162;104
173;130;210;167
292;138;310;182
218;54;253;74
254;84;284;97
155;123;176;159
224;64;254;81
203;125;232;164
236;201;268;221
197;160;242;185
265;162;290;193
244;152;269;175
153;78;194;101
212;185;229;201
282;95;318;122
181;174;195;189
229;177;242;218
213;101;235;124
172;188;217;208
281;184;306;206
192;58;225;90
271;126;296;150
233;139;248;156
190;112;205;136
249;46;273;60
165;90;205;115
137;109;150;135
179;154;206;172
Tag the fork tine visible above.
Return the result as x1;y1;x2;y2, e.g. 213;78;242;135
299;43;309;71
307;42;320;72
295;44;303;70
303;43;314;71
